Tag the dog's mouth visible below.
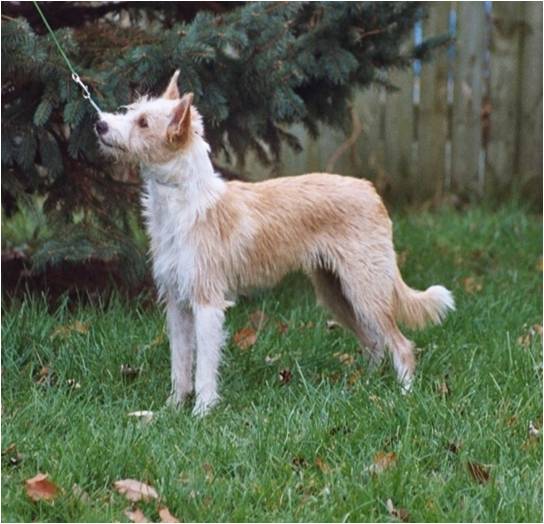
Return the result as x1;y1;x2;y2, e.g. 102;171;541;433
98;136;127;152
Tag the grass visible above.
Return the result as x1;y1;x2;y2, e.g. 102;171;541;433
1;204;542;523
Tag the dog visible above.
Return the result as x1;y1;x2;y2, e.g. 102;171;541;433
96;70;454;415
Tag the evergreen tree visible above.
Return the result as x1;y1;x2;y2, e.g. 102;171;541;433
1;2;446;280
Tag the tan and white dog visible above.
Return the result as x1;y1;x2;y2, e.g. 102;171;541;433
96;71;454;415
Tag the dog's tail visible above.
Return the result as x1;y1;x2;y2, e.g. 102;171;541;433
393;269;455;329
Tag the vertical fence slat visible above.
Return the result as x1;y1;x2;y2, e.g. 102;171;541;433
384;68;414;201
355;87;386;188
418;1;450;202
451;2;487;198
487;2;522;194
518;1;543;190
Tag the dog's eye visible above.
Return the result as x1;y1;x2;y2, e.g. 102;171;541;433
137;116;148;128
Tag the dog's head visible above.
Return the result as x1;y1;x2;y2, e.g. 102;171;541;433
95;71;203;165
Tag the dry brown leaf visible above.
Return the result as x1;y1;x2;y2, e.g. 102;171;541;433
333;352;355;366
436;381;450;396
51;320;89;339
125;507;150;523
35;366;55;386
467;462;490;484
120;364;141;380
233;327;257;350
202;463;214;483
386;498;410;522
113;479;158;502
348;369;364;386
315;457;331;474
517;324;542;348
2;443;23;467
25;473;60;502
158;506;181;523
276;321;289;335
278;368;292;385
462;276;483;294
249;309;268;330
326;320;341;330
369;451;397;474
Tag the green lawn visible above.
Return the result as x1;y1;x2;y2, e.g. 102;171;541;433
2;205;542;522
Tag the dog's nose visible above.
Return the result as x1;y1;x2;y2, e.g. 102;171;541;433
95;120;108;135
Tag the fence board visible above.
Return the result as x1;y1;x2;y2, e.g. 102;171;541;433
418;1;450;202
518;1;543;191
384;67;414;201
451;2;487;198
354;87;385;189
487;2;522;194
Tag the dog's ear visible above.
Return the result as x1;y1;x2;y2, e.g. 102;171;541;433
162;70;181;100
167;92;193;144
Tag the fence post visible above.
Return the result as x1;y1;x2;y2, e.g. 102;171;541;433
487;2;522;196
518;1;543;196
384;66;414;204
418;1;451;203
451;2;487;199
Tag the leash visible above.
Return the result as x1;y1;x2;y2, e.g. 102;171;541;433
32;0;102;114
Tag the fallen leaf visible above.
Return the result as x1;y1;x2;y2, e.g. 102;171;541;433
264;354;280;365
51;320;89;339
72;483;91;504
537;256;543;272
386;498;410;522
202;463;214;483
276;322;289;335
462;276;483;294
2;443;23;467
467;462;490;484
25;473;60;502
249;309;268;330
35;366;55;386
158;506;181;523
113;479;158;502
446;441;462;454
506;415;518;427
348;369;364;386
315;457;331;474
436;380;450;396
326;319;341;330
291;456;307;471
120;364;141;380
518;324;543;348
233;327;257;350
128;411;154;423
333;352;355;366
278;368;292;385
368;451;397;474
125;507;150;523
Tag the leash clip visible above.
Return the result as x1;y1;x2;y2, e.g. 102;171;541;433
71;73;101;114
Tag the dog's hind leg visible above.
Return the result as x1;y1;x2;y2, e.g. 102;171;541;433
310;268;385;368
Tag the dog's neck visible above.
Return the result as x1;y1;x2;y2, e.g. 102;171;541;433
141;134;226;220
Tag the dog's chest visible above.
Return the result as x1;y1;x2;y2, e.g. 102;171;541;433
142;186;198;301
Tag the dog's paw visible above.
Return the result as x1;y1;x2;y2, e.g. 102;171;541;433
166;389;193;408
192;394;219;417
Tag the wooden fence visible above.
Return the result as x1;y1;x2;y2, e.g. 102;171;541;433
255;1;543;205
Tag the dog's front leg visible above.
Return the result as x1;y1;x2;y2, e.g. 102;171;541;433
166;296;195;406
192;305;226;416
